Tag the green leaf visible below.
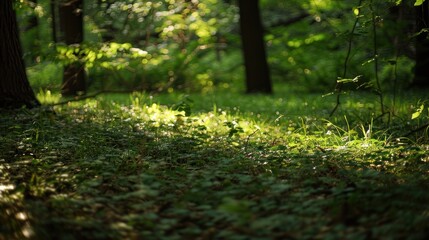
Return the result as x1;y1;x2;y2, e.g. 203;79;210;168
336;75;361;84
353;7;360;16
415;0;425;6
412;104;424;119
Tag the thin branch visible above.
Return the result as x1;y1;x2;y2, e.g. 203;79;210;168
267;12;310;29
47;90;141;106
330;0;363;117
405;123;429;137
369;0;385;115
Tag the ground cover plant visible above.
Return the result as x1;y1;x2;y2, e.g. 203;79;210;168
1;89;429;239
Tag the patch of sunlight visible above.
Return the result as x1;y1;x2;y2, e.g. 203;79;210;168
22;223;34;238
308;0;335;11
15;212;28;221
0;184;15;196
111;222;132;231
37;89;61;104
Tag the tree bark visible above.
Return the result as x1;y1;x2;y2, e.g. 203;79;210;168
59;0;86;96
238;0;272;94
0;0;40;108
413;1;429;88
51;0;58;42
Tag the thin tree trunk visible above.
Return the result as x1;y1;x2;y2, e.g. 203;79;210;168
413;1;429;88
238;0;272;94
59;0;86;96
51;0;58;42
0;0;40;108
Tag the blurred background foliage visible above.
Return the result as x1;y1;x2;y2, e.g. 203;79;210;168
16;0;419;95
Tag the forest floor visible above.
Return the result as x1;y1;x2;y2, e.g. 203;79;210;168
1;90;429;239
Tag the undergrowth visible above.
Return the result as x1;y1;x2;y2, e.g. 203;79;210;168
1;91;429;239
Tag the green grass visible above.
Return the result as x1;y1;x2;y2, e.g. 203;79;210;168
1;89;429;239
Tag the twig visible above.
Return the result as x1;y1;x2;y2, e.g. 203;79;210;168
243;129;259;153
369;0;385;115
330;0;363;117
405;123;429;137
47;90;141;106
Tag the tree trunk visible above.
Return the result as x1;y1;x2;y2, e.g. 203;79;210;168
0;0;40;108
59;0;86;96
51;0;58;42
413;1;429;88
238;0;272;94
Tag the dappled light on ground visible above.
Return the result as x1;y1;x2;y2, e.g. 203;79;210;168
1;92;429;239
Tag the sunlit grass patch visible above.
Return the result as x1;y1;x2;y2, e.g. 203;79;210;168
2;90;429;239
36;89;61;105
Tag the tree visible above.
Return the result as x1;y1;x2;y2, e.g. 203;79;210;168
238;0;272;94
413;0;429;88
0;0;40;108
58;0;86;96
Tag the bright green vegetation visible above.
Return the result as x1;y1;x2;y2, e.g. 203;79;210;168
1;90;428;239
19;0;419;95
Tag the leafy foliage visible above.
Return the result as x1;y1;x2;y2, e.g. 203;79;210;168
1;91;429;239
19;0;423;95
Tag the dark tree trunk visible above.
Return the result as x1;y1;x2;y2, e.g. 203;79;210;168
59;0;86;96
413;1;429;88
51;0;58;42
238;0;272;94
0;0;40;108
